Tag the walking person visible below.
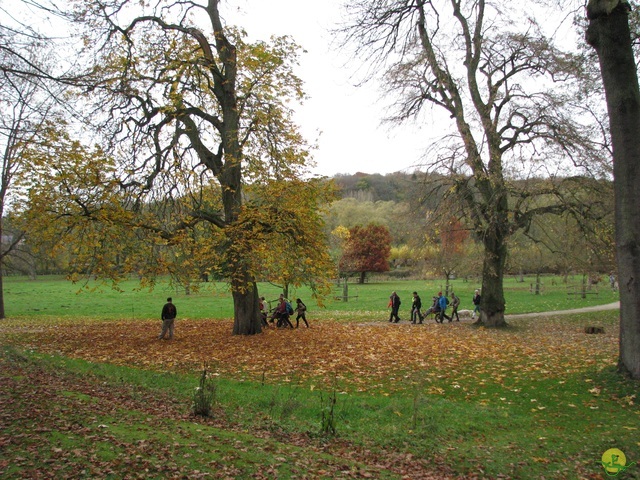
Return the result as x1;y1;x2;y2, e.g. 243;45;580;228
388;291;401;323
159;297;177;340
450;292;460;321
411;291;424;324
472;289;481;319
426;296;439;321
271;294;294;328
295;298;309;328
437;291;451;323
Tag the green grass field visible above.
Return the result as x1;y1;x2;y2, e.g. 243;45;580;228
4;273;619;321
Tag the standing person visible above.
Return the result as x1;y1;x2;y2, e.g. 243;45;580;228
388;291;401;323
437;291;451;323
295;298;309;328
450;292;460;322
411;291;424;324
472;289;481;319
259;296;268;327
159;297;177;340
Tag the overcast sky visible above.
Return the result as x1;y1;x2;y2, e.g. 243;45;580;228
227;0;429;178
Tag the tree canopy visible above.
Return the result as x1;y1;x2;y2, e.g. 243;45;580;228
20;0;334;335
339;223;392;283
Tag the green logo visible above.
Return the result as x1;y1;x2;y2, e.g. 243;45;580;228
602;448;636;477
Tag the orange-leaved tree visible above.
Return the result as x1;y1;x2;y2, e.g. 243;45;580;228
339;224;392;284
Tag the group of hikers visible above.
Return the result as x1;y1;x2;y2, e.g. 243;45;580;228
158;294;308;340
159;287;483;339
259;294;309;329
388;289;481;324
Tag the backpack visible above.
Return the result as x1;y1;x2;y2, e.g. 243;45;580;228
446;297;450;305
285;301;294;315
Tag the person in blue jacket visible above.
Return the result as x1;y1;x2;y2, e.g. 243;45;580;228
437;292;451;323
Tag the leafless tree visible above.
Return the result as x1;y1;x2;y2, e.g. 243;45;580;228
341;0;607;326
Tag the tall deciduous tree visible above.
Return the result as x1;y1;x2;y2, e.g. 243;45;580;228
586;0;640;379
341;0;605;326
339;224;392;283
30;0;328;335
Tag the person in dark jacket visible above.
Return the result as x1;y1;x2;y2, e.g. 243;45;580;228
426;296;440;319
411;291;424;324
449;292;460;322
388;291;401;323
271;294;294;328
295;298;309;328
159;297;177;340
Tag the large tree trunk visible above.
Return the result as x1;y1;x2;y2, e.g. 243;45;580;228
587;1;640;379
0;268;5;320
212;5;262;335
232;281;262;335
477;223;508;327
222;170;262;335
0;222;4;319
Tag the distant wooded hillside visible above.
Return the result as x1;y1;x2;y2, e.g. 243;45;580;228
332;171;429;203
326;172;616;281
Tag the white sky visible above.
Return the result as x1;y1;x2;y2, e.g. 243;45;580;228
12;0;581;178
227;0;429;177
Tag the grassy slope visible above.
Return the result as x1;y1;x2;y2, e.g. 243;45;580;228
0;347;407;479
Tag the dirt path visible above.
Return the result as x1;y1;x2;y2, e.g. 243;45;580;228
363;302;620;326
505;301;620;319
